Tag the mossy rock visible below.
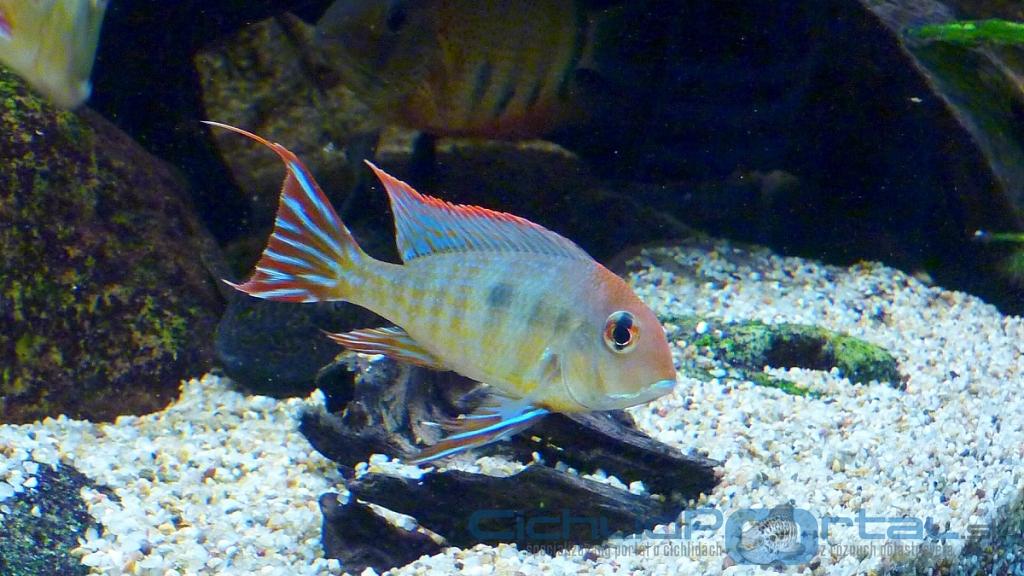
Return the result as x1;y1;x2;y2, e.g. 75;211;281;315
195;14;380;230
0;65;223;423
667;315;902;397
862;1;1024;295
908;19;1024;46
0;463;100;576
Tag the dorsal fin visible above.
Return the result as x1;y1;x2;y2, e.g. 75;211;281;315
365;162;591;263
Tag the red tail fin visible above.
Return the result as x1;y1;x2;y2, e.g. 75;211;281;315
204;121;365;303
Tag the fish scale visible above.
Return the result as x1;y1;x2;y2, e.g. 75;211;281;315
403;256;533;385
209;122;677;463
352;252;586;398
378;254;597;397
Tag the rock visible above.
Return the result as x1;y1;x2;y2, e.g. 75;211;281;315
652;0;1024;310
860;0;1024;296
0;463;102;576
867;0;1024;211
214;295;378;397
347;465;682;549
673;316;902;389
89;0;336;241
0;65;223;423
954;1;1024;19
319;492;442;574
195;14;382;230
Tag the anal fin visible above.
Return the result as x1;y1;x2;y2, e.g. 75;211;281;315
405;396;550;465
324;326;446;370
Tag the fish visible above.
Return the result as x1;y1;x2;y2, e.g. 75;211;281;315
736;505;808;567
205;121;678;464
314;0;663;140
0;0;108;108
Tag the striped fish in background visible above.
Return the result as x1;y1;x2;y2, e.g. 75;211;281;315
313;0;661;139
206;121;677;464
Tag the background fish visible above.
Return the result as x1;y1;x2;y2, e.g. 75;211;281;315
0;0;108;108
314;0;664;139
207;121;677;463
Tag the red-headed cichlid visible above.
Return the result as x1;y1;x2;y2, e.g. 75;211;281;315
206;121;677;463
313;0;662;139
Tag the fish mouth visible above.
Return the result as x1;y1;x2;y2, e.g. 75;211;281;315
615;379;677;404
581;378;677;410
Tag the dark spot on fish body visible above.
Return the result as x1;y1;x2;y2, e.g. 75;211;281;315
471;61;494;114
528;300;573;335
556;4;590;101
492;80;517;121
554;308;573;334
527;299;551;329
525;67;546;111
486;282;515;309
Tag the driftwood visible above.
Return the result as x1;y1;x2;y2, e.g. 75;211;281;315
303;355;719;573
301;358;718;489
507;411;718;500
318;493;442;574
347;465;681;548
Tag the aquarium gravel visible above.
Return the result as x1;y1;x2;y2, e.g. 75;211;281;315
1;238;1023;575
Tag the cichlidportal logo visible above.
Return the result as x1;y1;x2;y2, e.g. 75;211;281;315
724;504;819;566
465;503;963;566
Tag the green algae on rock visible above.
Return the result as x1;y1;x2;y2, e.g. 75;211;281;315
0;463;99;576
0;65;223;423
908;19;1024;46
669;315;901;396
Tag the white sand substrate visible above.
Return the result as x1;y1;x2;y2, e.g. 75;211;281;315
1;238;1022;575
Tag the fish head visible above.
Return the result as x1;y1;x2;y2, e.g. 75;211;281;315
558;270;677;411
315;0;438;97
0;0;108;108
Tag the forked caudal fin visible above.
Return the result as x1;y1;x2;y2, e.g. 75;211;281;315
204;121;365;303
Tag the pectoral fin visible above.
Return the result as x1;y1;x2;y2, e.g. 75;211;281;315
406;396;550;464
324;326;446;370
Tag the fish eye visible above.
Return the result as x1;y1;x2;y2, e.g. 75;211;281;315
603;311;639;354
386;5;408;32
